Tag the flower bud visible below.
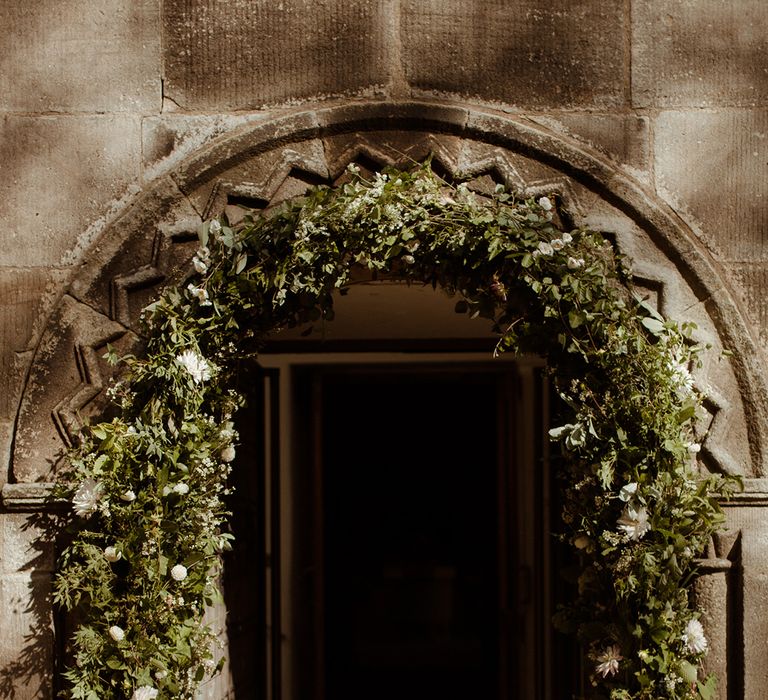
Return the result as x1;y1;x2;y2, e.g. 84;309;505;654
171;564;188;582
104;546;122;563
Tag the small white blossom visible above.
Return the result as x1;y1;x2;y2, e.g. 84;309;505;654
72;478;103;517
104;546;122;563
669;351;695;395
618;482;638;502
176;349;212;384
537;241;554;256
538;196;553;211
171;564;188;581
208;219;222;236
108;625;125;642
561;232;573;244
687;442;701;454
131;687;159;700
682;618;708;655
617;504;651;541
120;489;137;502
193;256;208;274
595;644;623;678
221;445;236;463
173;482;190;495
154;670;167;681
187;283;212;306
567;256;585;269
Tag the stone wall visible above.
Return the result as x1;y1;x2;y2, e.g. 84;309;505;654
1;1;766;697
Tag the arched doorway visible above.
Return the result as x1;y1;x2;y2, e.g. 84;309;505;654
8;101;762;696
221;282;579;700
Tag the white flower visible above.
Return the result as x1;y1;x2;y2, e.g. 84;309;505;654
537;241;554;256
176;349;212;384
682;618;708;655
173;482;190;495
538;196;553;211
551;238;565;251
108;625;125;642
131;687;159;700
209;219;222;236
669;351;694;395
221;445;236;463
595;644;623;678
154;670;167;680
618;482;638;502
687;442;701;454
193;256;208;274
561;232;573;244
171;564;188;581
187;283;212;306
120;489;136;502
617;504;651;541
567;256;585;269
104;546;122;563
72;478;103;517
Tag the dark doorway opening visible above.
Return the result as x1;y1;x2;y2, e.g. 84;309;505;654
321;370;501;700
224;357;580;700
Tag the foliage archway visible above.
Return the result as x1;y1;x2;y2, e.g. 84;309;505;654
55;163;731;700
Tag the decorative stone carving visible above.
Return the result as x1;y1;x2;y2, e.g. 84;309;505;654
11;101;768;483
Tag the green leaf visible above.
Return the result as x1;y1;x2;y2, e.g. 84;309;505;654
641;317;665;335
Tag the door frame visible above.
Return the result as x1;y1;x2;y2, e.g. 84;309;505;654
247;351;555;700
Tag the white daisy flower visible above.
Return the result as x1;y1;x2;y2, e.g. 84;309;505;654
595;644;622;678
72;478;103;517
176;349;212;384
617;504;651;541
682;618;708;655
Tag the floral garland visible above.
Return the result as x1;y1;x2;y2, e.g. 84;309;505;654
54;162;733;699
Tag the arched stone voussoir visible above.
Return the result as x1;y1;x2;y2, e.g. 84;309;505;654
13;295;141;483
13;100;768;481
68;177;203;331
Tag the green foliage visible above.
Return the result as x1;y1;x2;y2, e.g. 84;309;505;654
55;162;734;699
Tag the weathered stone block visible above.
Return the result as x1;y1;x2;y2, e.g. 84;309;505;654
142;113;268;179
0;0;161;113
0;573;53;699
633;0;768;108
654;110;768;261
0;514;54;575
528;114;650;174
0;269;68;422
162;0;389;109
402;0;627;108
728;264;768;354
0;116;142;268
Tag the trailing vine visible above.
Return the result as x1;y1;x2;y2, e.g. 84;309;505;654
54;162;733;699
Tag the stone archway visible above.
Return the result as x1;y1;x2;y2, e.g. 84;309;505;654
7;100;767;697
10;101;765;490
